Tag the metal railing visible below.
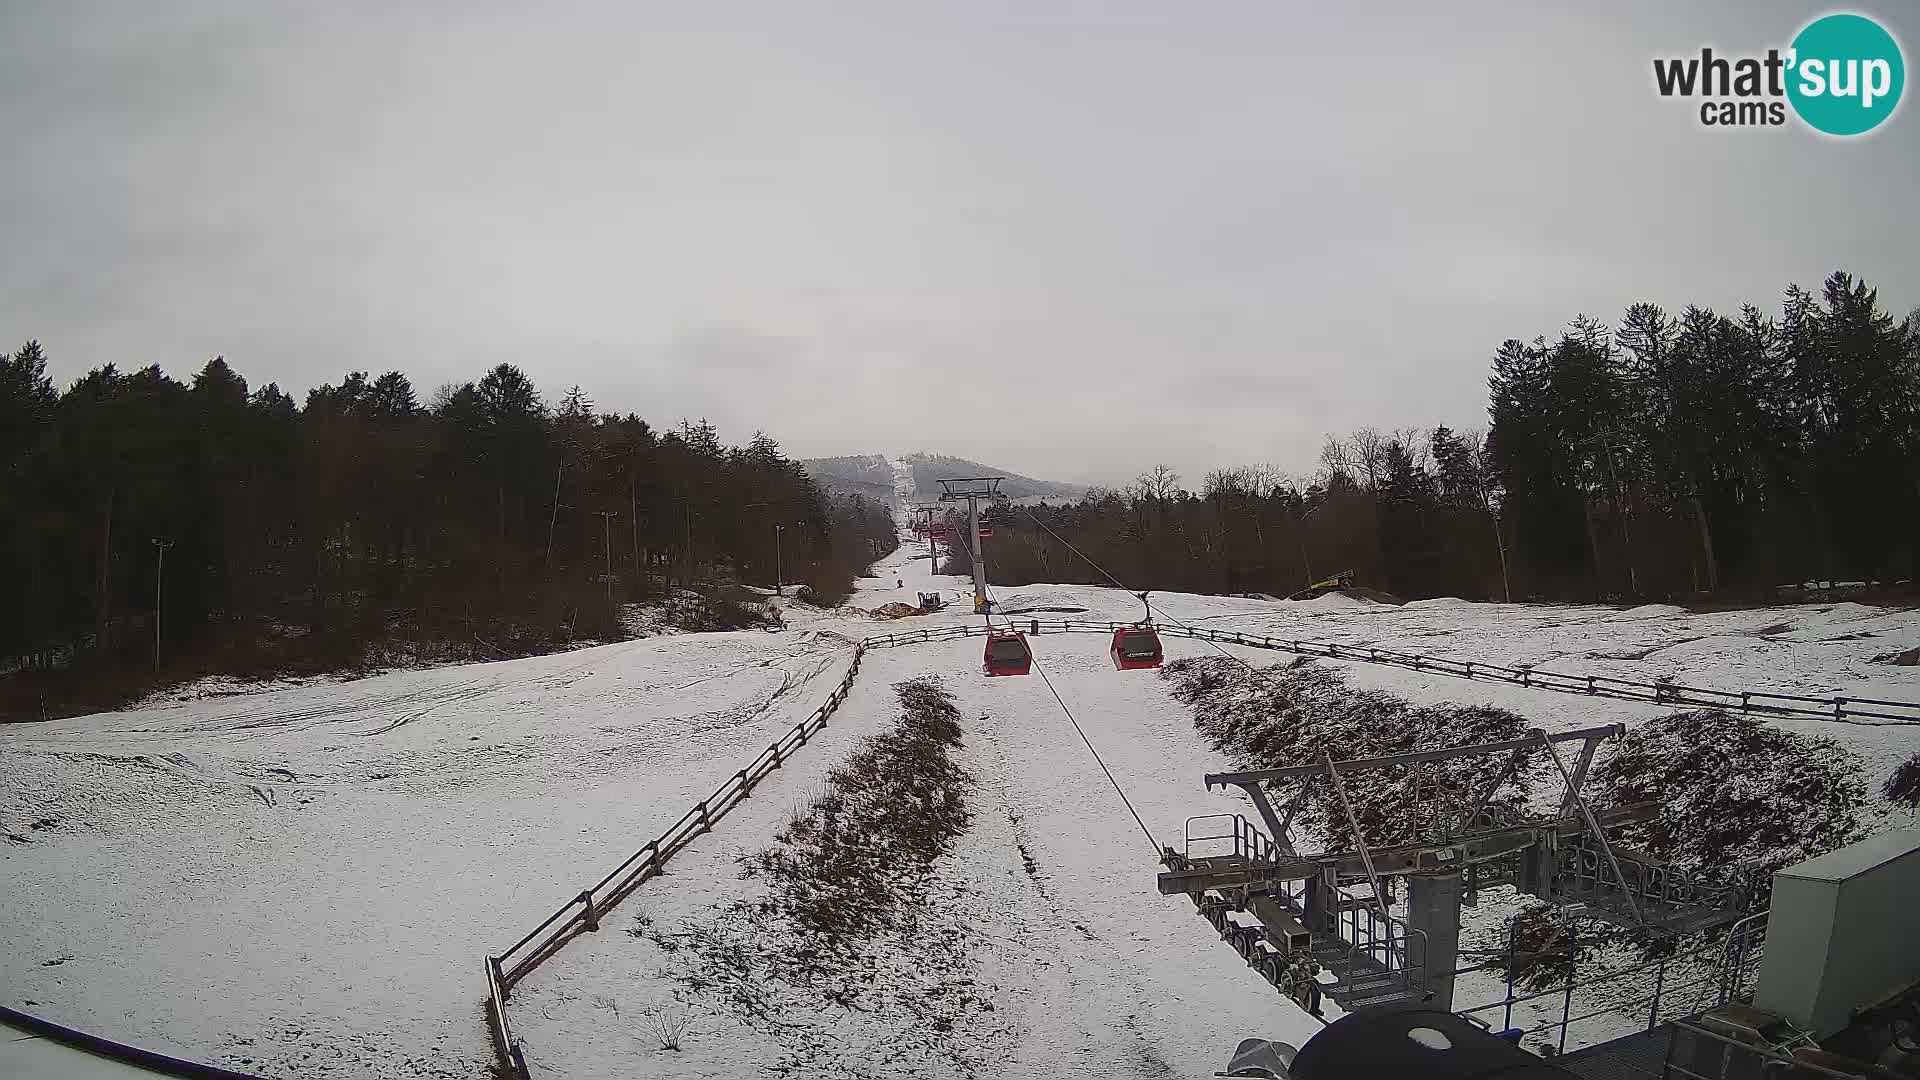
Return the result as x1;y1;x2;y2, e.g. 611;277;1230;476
1662;1019;1870;1079
1454;912;1769;1057
482;644;868;1079
847;618;1920;726
1555;839;1749;928
1177;813;1426;1010
1151;623;1920;726
1184;812;1281;865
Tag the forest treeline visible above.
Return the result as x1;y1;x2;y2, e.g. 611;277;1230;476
954;272;1919;603
0;354;895;718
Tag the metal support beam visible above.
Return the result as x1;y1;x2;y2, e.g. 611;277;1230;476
1554;735;1602;821
1240;782;1287;851
1462;746;1529;831
1408;871;1463;1011
1274;785;1307;856
1535;729;1644;925
1323;752;1393;933
1154;803;1658;896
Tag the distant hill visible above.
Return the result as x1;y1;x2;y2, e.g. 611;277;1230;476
800;452;1087;508
902;453;1088;504
800;454;896;505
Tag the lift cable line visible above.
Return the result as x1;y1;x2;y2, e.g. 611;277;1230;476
1014;505;1332;745
974;571;1161;854
996;511;1776;1021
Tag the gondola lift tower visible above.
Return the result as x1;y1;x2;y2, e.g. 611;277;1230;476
937;476;1004;615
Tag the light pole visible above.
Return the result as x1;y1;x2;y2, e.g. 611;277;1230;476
151;538;173;672
593;510;617;603
1296;496;1327;588
773;524;785;597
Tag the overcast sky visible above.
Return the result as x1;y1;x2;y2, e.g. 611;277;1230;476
4;3;1914;487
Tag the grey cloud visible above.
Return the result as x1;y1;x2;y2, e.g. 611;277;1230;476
2;1;1913;487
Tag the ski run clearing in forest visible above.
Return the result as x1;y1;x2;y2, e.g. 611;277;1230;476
3;536;1918;1078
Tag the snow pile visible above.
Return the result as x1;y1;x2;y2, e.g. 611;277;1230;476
1403;597;1475;610
1592;710;1866;896
993;587;1095;615
866;602;925;620
1290;591;1382;611
1161;656;1533;847
661;588;776;631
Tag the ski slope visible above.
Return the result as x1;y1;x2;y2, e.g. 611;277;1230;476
507;631;1316;1079
3;531;1917;1077
0;631;862;1078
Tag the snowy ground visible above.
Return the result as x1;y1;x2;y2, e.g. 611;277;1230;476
4;529;1917;1077
0;630;861;1078
508;634;1316;1079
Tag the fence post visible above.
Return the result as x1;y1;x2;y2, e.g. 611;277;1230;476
1833;697;1846;720
1648;957;1667;1030
1464;662;1474;679
697;800;711;831
771;741;785;767
1558;925;1577;1055
580;890;599;932
491;954;510;1000
1502;921;1516;1033
735;767;751;796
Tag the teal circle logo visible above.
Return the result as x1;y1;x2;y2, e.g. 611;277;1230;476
1787;13;1905;136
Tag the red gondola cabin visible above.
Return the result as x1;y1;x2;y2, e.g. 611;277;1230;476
983;630;1033;676
1110;625;1163;670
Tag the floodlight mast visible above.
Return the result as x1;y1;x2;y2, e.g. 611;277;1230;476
937;477;1004;614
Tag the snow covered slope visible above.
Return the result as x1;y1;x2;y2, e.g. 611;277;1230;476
507;632;1318;1078
4;530;1917;1078
1;631;860;1078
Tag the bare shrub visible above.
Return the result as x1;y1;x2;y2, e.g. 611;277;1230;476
1884;753;1920;809
738;676;973;941
1592;709;1865;899
633;678;988;1076
1160;655;1533;847
640;1003;694;1051
1502;903;1591;989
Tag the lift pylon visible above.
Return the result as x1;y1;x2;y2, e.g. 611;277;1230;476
1159;725;1749;1015
936;477;1004;614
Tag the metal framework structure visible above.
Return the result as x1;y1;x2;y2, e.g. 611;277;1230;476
936;477;1004;614
909;505;941;574
1157;725;1750;1015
